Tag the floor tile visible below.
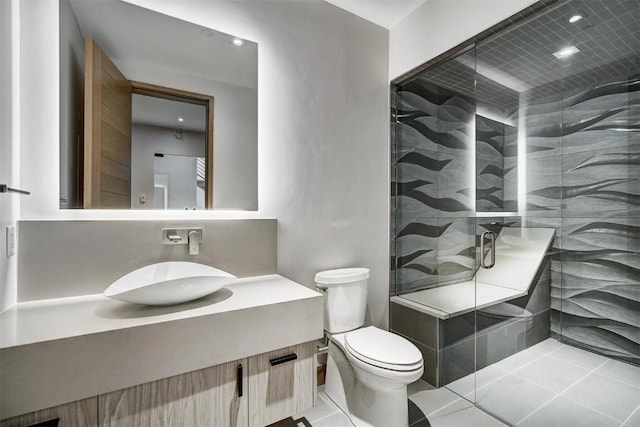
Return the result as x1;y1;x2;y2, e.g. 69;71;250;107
446;373;476;399
428;398;508;427
311;412;354;427
474;374;556;424
294;391;339;424
563;373;640;422
595;358;640;387
489;345;544;372
526;338;563;355
447;360;512;398
512;354;589;392
409;386;462;417
622;406;640;427
408;399;427;426
408;379;435;395
518;396;620;427
549;344;609;370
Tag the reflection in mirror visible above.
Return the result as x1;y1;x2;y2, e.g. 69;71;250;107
132;93;208;210
154;154;205;210
59;0;258;210
476;115;517;213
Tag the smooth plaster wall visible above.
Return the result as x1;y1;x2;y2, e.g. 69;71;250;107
0;0;20;313
18;219;277;301
18;1;390;327
389;0;537;81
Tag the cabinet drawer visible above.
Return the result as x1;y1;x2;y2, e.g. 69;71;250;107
98;359;248;427
0;398;97;427
248;341;316;427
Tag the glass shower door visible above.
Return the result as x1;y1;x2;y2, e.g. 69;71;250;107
392;46;480;399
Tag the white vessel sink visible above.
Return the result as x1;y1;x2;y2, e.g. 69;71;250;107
104;262;236;305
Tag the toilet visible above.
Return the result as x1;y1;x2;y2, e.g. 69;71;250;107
316;268;424;427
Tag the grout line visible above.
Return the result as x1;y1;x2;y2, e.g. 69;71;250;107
515;356;611;425
592;360;640;389
620;403;640;427
426;396;469;418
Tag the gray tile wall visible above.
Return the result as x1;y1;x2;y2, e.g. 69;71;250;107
522;75;639;365
392;74;476;295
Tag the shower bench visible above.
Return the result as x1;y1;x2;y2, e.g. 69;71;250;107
390;227;555;387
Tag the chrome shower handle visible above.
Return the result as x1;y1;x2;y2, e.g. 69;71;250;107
480;231;496;269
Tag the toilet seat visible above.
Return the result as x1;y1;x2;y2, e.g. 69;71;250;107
344;326;423;372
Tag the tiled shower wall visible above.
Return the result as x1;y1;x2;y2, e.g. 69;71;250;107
392;74;639;366
522;75;639;365
392;78;476;294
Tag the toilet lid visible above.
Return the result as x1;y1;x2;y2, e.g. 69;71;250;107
345;326;423;371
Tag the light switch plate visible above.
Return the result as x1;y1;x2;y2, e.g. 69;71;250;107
6;225;16;257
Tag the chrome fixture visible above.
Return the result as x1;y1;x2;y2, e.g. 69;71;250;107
0;184;30;195
480;231;496;269
162;228;203;255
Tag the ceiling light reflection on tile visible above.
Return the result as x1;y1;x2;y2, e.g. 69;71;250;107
553;46;580;59
569;14;583;23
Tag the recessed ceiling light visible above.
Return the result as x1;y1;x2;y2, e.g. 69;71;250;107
553;45;580;59
201;29;214;38
178;117;184;122
231;37;244;47
569;14;583;23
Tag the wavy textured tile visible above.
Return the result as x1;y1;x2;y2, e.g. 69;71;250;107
566;78;640;107
568;153;640;172
397;152;452;171
570;222;640;239
397;222;453;238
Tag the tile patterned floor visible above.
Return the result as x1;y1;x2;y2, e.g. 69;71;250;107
290;338;639;427
448;338;640;427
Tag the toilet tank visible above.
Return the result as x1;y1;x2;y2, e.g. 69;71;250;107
315;268;369;334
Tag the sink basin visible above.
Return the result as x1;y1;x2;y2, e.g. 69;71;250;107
104;262;236;305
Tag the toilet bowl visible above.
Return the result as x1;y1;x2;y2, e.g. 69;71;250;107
316;268;424;427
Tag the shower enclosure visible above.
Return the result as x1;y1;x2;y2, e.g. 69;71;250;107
390;0;638;425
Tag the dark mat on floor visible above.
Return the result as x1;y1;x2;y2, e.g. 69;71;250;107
267;416;312;427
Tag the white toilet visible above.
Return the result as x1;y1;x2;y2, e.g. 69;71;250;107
315;268;424;427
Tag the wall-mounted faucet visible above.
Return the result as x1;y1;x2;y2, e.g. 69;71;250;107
162;228;203;255
188;230;201;255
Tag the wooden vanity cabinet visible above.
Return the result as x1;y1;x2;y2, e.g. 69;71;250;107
98;359;248;427
1;342;316;427
0;398;98;427
248;342;316;427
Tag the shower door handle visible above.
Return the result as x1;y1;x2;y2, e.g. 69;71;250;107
480;231;496;269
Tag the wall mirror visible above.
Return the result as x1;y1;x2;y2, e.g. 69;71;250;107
475;114;518;213
59;0;258;210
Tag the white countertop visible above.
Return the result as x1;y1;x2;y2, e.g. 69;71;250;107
0;274;319;348
1;274;323;419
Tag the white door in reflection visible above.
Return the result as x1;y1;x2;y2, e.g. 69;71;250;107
154;154;205;210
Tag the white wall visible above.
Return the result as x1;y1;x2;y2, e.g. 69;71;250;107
19;1;390;327
0;0;20;313
389;0;537;81
131;123;205;209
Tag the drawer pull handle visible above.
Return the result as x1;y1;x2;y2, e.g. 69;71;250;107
237;363;243;397
270;353;298;366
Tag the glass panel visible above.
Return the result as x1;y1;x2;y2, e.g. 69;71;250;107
470;0;639;424
392;47;477;397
